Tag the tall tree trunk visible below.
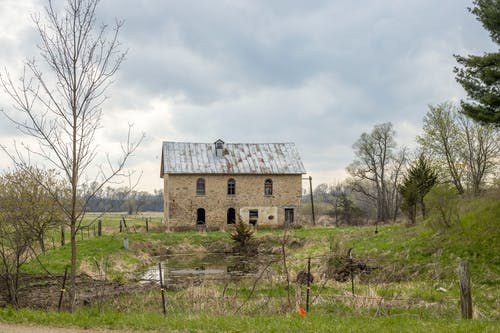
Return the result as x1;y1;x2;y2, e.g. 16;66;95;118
39;236;46;253
5;272;19;308
70;223;77;311
420;198;427;219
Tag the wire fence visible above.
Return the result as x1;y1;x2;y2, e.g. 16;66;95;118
125;252;471;318
1;250;482;320
1;228;487;320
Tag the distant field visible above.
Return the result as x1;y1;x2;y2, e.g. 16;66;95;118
83;211;164;233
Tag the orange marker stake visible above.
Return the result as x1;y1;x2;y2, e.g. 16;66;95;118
298;306;306;317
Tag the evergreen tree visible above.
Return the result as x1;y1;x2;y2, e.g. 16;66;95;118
454;0;500;125
399;154;438;224
230;216;254;248
399;177;419;225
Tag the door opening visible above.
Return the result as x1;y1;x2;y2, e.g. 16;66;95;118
284;208;294;225
196;208;206;225
227;208;236;224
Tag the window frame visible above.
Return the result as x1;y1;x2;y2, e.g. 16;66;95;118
196;178;206;195
264;179;273;195
227;178;236;195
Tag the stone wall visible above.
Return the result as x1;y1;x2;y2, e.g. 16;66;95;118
163;174;302;230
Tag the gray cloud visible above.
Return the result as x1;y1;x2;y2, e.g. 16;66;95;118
0;0;496;190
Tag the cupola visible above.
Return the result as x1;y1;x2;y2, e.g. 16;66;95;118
214;139;224;157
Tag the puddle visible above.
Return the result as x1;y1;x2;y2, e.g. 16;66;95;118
170;268;226;275
139;253;270;286
142;266;162;282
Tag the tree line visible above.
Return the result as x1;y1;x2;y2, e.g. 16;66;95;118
83;185;164;213
307;0;500;226
309;101;498;226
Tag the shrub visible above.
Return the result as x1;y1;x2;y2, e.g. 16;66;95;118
424;184;460;231
230;215;254;249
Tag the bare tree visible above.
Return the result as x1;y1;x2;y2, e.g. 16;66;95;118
329;185;360;226
0;175;34;308
0;168;63;307
418;102;499;195
0;212;32;308
347;122;405;222
417;103;465;194
0;0;143;311
387;147;408;221
1;167;64;253
457;114;499;195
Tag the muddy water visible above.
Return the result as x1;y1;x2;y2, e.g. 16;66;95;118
140;253;273;288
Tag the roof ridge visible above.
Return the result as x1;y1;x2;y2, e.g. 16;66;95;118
163;141;296;145
161;141;306;175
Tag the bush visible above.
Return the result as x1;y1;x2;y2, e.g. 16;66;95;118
230;216;254;250
424;184;460;231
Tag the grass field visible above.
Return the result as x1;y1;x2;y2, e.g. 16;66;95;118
1;307;499;333
1;192;499;332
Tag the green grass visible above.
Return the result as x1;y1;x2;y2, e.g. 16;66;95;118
23;235;130;274
24;227;230;276
3;192;499;331
1;307;499;332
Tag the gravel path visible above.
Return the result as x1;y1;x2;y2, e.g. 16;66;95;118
0;323;158;333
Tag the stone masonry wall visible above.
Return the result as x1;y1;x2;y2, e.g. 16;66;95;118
163;174;302;230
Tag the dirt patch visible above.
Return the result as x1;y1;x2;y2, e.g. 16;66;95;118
0;274;155;310
0;323;156;333
325;255;373;282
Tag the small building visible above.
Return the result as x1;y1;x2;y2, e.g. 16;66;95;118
160;139;306;230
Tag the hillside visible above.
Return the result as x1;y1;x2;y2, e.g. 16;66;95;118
0;191;498;332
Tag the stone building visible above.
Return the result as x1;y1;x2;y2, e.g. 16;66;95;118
160;139;306;230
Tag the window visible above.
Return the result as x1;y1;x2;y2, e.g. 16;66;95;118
264;179;273;195
227;178;236;195
215;139;224;157
215;139;224;150
196;178;205;195
249;209;258;225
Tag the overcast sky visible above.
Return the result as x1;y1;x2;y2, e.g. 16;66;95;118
0;0;496;192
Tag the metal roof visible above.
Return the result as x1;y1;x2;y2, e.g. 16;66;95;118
161;140;306;175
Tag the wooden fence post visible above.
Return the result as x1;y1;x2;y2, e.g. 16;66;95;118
309;176;316;226
348;248;355;297
146;218;149;233
306;257;311;312
159;262;167;316
459;261;473;319
98;219;102;236
58;266;68;311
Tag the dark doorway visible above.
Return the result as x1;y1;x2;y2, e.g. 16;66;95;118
196;208;206;225
284;208;294;225
227;208;236;224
